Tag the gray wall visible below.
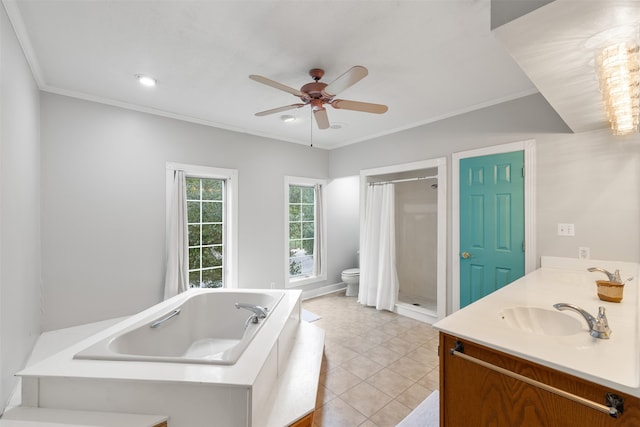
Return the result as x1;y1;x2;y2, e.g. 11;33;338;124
0;4;42;411
40;93;331;331
330;93;640;312
39;91;640;329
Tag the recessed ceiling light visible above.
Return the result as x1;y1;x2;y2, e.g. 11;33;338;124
330;122;346;130
135;74;157;87
280;115;296;123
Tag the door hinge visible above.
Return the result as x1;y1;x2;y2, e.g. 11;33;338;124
522;166;525;177
523;241;526;252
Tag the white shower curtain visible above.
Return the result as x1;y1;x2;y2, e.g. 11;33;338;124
359;183;399;311
163;170;189;300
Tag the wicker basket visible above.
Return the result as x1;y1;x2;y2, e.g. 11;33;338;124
596;280;624;303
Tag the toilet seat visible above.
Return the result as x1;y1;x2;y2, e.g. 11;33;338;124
342;268;359;277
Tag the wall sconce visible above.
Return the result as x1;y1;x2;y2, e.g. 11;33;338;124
596;41;640;135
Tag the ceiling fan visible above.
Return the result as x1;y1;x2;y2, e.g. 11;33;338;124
249;66;388;129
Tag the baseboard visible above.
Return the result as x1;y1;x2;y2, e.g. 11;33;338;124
395;302;438;325
301;283;346;300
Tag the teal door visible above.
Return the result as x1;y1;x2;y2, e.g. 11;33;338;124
459;151;525;308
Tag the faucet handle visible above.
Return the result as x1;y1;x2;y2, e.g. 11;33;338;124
613;270;622;283
597;306;607;319
594;306;612;338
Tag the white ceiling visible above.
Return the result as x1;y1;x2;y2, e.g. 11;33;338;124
4;0;542;149
494;0;640;134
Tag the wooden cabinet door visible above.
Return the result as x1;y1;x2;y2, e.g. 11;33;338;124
439;333;640;427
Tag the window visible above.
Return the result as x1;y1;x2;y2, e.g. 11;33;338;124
166;163;238;293
288;185;315;278
285;177;327;287
186;177;224;288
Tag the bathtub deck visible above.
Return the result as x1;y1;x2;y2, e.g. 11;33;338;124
12;289;319;426
264;321;325;426
16;290;299;387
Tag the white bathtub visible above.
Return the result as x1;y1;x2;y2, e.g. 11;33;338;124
74;289;284;365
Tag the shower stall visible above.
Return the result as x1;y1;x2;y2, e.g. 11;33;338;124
360;158;446;324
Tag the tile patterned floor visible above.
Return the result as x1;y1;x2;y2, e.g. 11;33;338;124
302;291;440;427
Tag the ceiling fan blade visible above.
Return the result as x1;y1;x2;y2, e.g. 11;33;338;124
323;66;368;97
331;99;388;114
313;108;330;129
255;104;306;116
249;75;305;97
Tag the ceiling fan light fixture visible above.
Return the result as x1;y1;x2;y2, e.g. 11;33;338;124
596;40;640;135
249;66;388;132
135;74;157;87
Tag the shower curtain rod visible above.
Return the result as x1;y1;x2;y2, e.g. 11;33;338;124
368;175;438;185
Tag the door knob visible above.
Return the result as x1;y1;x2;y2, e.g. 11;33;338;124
461;251;471;259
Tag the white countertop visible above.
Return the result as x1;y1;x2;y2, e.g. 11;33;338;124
434;256;640;397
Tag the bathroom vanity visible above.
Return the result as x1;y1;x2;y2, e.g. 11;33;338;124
434;257;640;426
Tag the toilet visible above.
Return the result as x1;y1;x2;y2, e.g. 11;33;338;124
341;268;360;297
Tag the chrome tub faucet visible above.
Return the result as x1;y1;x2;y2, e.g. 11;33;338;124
235;303;268;319
553;303;611;339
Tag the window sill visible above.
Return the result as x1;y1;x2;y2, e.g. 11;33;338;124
286;275;326;289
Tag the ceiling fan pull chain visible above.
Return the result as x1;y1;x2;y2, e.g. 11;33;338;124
310;107;313;148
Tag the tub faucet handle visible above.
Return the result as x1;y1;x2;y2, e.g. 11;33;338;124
235;302;268;319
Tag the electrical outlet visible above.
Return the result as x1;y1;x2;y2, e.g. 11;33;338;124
578;247;590;260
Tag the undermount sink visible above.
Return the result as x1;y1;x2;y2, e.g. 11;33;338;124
499;306;585;336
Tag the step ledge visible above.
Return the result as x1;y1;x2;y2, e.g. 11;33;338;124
0;407;167;427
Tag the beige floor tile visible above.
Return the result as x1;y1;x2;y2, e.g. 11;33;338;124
340;381;393;418
359;328;394;345
385;336;422;356
314;397;367;427
388;355;432;381
340;335;380;355
364;345;404;367
395;382;432;409
379;321;411;337
369;399;412;427
321;365;363;395
416;366;440;391
366;368;415;398
396;328;432;345
303;292;441;426
324;340;360;366
405;343;440;366
315;384;337;408
339;355;384;380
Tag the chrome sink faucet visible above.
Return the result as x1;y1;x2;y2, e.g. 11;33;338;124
553;303;611;339
235;302;268;319
587;267;622;283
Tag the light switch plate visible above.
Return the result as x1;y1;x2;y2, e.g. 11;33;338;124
557;223;575;236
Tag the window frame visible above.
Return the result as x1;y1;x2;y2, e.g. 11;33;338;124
166;162;238;289
284;176;327;288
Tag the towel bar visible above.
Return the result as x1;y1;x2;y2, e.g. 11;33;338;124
449;342;623;418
